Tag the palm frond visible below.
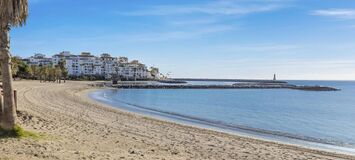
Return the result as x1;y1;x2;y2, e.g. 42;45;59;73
0;0;28;27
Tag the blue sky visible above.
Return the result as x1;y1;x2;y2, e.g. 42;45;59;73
10;0;355;80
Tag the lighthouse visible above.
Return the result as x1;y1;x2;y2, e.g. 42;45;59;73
273;74;277;81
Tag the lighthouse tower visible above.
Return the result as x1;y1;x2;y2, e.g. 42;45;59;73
273;74;277;81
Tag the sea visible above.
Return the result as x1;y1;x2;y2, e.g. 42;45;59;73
88;80;355;154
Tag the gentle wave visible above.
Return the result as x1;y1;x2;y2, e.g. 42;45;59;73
92;91;354;148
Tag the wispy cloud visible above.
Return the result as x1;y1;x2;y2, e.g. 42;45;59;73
126;25;234;42
35;25;235;44
217;44;300;53
168;19;218;27
113;0;290;39
311;9;355;19
117;0;289;16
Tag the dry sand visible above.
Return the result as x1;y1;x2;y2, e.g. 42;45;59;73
0;80;354;160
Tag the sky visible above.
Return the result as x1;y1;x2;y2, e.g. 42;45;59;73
10;0;355;80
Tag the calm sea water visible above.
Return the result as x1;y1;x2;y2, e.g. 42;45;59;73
89;80;355;153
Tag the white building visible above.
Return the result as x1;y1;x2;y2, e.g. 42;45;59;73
52;51;72;66
148;67;160;79
115;60;149;80
25;52;154;80
100;53;118;79
27;53;52;66
65;55;81;76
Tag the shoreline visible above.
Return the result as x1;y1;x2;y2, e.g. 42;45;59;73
1;80;354;159
88;88;355;156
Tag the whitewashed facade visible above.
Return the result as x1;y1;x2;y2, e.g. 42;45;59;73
27;53;52;66
115;60;149;80
24;52;154;80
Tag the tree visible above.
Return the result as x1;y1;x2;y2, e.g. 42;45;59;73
39;65;46;82
10;57;19;77
23;64;32;79
0;57;31;79
58;60;67;83
62;69;68;83
30;65;38;79
54;65;62;83
10;57;31;78
0;0;28;131
47;66;54;82
38;65;51;82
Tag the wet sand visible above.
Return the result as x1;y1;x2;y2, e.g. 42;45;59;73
0;80;354;160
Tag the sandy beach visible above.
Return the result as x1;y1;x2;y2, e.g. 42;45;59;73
0;80;354;160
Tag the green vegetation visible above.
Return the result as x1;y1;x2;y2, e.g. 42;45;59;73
11;56;33;78
0;57;69;83
0;124;43;139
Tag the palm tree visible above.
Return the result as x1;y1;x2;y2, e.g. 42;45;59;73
39;65;45;82
47;66;53;82
0;0;28;130
62;69;68;83
30;65;38;80
58;60;67;83
54;65;62;83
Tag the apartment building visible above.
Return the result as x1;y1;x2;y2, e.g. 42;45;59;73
24;52;155;80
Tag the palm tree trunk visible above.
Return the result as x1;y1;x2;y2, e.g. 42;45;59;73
0;95;3;124
0;95;3;117
0;25;17;130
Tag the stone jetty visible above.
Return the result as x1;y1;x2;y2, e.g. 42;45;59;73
109;81;340;91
